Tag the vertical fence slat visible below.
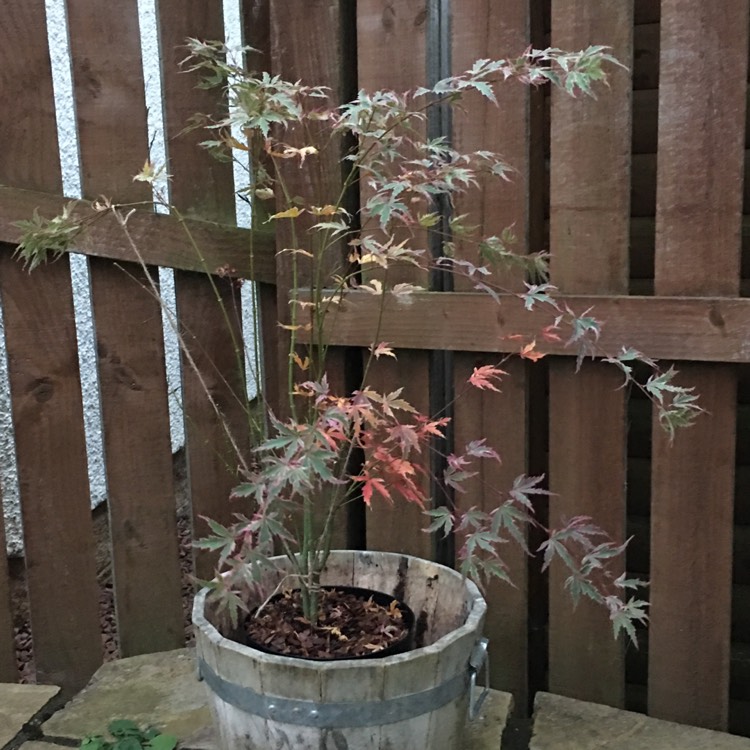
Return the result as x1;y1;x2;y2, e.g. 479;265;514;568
0;501;16;681
243;1;282;420
269;0;353;551
648;0;748;729
0;0;101;693
451;0;531;703
357;0;432;559
364;354;431;558
158;1;250;580
67;0;185;656
548;0;633;707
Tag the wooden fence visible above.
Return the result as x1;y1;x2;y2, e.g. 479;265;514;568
0;0;748;737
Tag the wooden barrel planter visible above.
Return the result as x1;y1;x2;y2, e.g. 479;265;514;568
193;550;488;750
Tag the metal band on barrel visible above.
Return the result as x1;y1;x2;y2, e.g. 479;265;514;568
198;658;468;728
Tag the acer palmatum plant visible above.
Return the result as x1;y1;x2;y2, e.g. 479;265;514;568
180;40;696;645
15;42;699;645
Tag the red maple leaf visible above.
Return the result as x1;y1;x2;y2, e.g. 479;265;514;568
353;473;391;507
468;364;507;392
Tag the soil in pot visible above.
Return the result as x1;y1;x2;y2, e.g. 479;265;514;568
242;585;415;660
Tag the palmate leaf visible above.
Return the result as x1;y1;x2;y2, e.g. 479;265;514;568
519;282;559;311
508;474;548;510
424;506;454;536
491;502;532;554
608;596;649;646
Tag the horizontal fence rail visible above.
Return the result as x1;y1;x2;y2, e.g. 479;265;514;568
0;0;748;737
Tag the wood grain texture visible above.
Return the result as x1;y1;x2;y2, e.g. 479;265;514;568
547;0;633;707
242;0;281;419
548;362;627;706
0;0;101;693
67;0;184;656
0;254;103;692
0;2;27;668
197;551;484;749
544;1;659;29
267;0;348;299
357;0;432;559
159;1;235;224
0;0;62;194
363;351;432;559
647;0;748;730
0;499;17;681
451;0;531;704
158;1;252;579
90;261;185;652
175;270;251;579
268;0;354;550
0;186;276;282
453;356;528;699
66;0;150;201
311;291;750;363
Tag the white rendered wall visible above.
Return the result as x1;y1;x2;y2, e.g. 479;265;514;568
1;0;255;555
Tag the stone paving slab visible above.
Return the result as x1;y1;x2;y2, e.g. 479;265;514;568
38;646;511;749
531;692;750;750
0;683;60;749
42;649;210;742
19;744;69;750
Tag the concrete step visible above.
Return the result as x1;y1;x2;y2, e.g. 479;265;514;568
41;649;210;746
0;683;59;749
26;647;750;749
531;692;750;749
37;647;512;749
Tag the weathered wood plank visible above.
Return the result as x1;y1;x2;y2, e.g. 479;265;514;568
547;0;632;707
542;1;659;30
453;356;528;695
548;362;628;704
647;0;748;731
451;0;531;704
0;7;24;669
0;500;16;681
269;0;357;550
543;148;750;215
0;186;276;282
242;0;281;419
357;0;432;559
0;255;103;692
631;87;750;155
159;2;236;225
174;269;250;578
311;291;750;363
0;0;101;693
363;352;432;560
158;0;251;580
68;0;184;656
91;261;186;651
0;2;61;195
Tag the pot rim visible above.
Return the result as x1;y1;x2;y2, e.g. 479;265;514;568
192;550;487;672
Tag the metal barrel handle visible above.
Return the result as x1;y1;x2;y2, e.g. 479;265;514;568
468;637;490;720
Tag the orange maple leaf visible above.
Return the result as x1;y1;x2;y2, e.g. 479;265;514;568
354;474;391;507
468;364;507;392
520;341;545;362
